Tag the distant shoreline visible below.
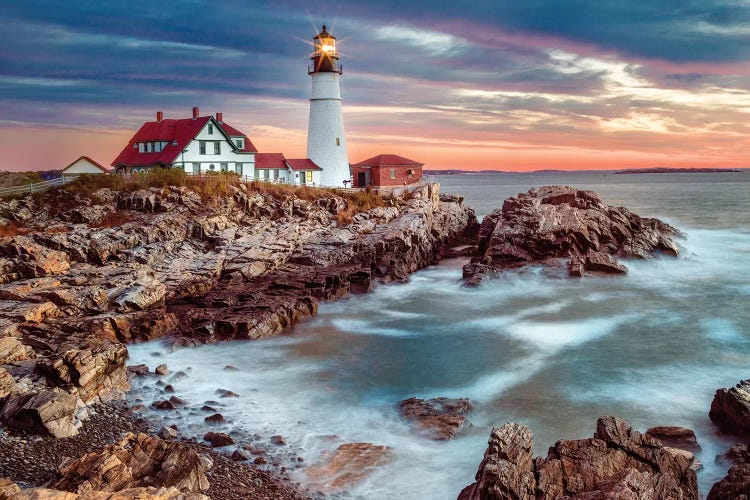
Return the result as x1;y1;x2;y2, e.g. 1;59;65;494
423;168;744;175
615;167;742;174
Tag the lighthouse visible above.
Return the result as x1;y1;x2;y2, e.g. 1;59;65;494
306;25;350;187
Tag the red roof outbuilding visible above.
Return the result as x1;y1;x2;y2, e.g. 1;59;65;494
255;153;287;170
351;154;423;168
286;159;322;171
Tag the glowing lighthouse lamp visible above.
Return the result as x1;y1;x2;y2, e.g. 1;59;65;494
306;25;350;187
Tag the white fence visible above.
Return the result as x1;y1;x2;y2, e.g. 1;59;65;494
0;177;69;197
0;172;428;200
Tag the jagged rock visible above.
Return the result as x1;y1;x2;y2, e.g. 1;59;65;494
0;389;82;438
154;364;169;376
0;337;34;364
710;378;750;437
203;432;234;447
36;344;129;404
0;367;16;398
708;464;750;500
9;486;208;498
270;435;287;446
717;443;750;465
646;426;700;451
0;477;21;497
458;422;535;500
158;426;178;440
305;443;393;492
127;365;149;376
6;237;71;278
231;449;251;461
397;397;472;440
459;416;698;500
53;432;210;494
463;186;682;284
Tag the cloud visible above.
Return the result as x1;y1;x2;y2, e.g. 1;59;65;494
0;0;749;170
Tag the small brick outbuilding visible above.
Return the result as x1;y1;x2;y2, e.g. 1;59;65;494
350;154;423;188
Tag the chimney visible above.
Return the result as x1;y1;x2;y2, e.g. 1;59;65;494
192;106;199;119
216;112;223;123
156;111;164;122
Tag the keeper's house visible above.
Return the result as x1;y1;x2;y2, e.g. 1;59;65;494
350;154;423;188
111;108;257;176
61;156;110;179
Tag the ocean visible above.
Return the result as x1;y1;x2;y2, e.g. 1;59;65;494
129;170;750;498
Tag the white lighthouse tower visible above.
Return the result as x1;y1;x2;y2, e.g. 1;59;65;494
306;25;350;187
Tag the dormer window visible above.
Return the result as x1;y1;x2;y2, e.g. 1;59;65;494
235;138;244;149
208;124;214;135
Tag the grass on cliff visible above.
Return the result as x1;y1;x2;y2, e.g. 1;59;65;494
26;169;386;223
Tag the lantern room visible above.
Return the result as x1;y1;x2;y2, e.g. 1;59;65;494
309;24;342;74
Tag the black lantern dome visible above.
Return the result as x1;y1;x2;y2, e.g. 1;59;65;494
309;24;342;75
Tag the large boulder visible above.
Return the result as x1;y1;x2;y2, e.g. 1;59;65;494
710;378;750;437
645;426;700;451
708;464;750;500
459;416;698;500
36;344;129;404
458;422;536;500
463;186;682;284
397;397;473;440
305;443;393;493
52;432;211;494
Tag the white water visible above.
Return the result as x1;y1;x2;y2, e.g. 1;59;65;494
129;172;750;498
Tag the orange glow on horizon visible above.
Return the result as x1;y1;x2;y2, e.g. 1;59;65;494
1;124;745;173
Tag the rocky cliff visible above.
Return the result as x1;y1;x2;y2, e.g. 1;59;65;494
0;182;475;440
459;416;699;500
463;186;682;285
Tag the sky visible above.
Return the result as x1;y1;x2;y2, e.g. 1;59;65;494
1;0;749;171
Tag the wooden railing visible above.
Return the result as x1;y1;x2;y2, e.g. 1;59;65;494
0;177;69;197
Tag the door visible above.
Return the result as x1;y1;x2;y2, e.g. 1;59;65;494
357;172;367;187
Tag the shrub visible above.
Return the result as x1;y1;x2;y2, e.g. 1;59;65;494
0;222;31;238
88;210;135;228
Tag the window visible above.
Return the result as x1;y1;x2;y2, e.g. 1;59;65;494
199;141;206;155
390;169;396;180
263;169;270;179
306;171;313;183
192;163;199;173
214;142;221;155
235;138;244;149
235;163;243;175
273;169;279;179
335;138;340;146
208;124;214;135
220;162;228;172
209;164;216;171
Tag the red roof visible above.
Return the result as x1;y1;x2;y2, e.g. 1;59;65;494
286;159;322;171
62;156;110;173
255;153;287;169
112;115;256;167
218;122;258;153
351;154;423;167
